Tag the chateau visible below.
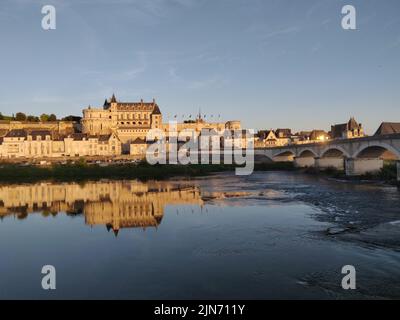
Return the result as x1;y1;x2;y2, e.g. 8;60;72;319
82;94;162;142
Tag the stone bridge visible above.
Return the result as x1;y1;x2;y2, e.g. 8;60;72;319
255;134;400;181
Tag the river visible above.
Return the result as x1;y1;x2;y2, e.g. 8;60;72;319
0;171;399;299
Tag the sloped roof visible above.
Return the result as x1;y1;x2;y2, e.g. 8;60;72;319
275;128;292;137
152;104;161;115
131;138;147;144
347;117;360;130
69;133;87;141
5;129;27;138
258;130;277;140
98;134;111;142
29;130;52;139
103;99;110;108
374;122;400;135
330;124;347;138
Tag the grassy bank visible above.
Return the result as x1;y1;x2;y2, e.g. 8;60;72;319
0;161;296;183
0;162;233;183
0;160;396;184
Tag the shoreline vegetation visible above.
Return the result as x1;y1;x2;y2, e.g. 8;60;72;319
0;160;397;185
0;160;293;183
303;161;399;185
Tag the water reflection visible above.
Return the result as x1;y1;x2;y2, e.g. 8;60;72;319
0;181;204;234
0;173;400;299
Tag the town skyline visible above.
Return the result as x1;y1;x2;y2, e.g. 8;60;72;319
0;0;399;134
0;94;394;136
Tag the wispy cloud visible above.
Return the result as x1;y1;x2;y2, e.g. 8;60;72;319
306;0;329;18
167;66;227;90
262;26;300;41
187;75;227;90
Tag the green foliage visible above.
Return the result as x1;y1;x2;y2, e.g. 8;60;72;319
15;112;27;121
27;115;40;122
0;112;62;122
62;115;82;122
40;114;50;122
378;162;397;180
0;163;234;183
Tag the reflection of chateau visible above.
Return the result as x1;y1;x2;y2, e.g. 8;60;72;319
0;181;203;234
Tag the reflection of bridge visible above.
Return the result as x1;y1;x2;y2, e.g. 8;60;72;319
255;134;400;180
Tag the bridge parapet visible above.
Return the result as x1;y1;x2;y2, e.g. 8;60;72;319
256;134;400;160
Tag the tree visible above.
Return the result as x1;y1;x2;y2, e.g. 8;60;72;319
0;113;4;120
15;112;27;121
27;115;40;122
48;114;57;121
40;114;50;122
62;115;82;122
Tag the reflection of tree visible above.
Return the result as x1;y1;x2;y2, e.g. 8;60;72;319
42;210;51;217
17;212;28;220
66;200;85;216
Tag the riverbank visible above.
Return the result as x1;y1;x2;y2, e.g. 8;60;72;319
303;161;399;186
0;161;295;183
0;160;396;185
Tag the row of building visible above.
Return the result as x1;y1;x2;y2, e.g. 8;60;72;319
0;95;399;159
255;118;400;148
0;95;243;159
0;129;122;159
254;117;366;148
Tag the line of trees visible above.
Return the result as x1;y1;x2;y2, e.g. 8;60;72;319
0;112;81;122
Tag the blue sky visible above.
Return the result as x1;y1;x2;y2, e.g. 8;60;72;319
0;0;399;133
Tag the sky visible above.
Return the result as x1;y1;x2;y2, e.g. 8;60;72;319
0;0;399;134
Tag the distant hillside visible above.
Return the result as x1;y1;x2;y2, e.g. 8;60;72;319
0;115;13;121
0;112;81;122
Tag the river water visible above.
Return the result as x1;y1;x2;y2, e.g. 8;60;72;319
0;171;399;299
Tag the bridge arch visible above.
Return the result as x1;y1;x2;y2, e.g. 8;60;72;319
297;149;318;158
254;154;273;164
273;150;295;162
354;143;400;160
320;146;351;158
